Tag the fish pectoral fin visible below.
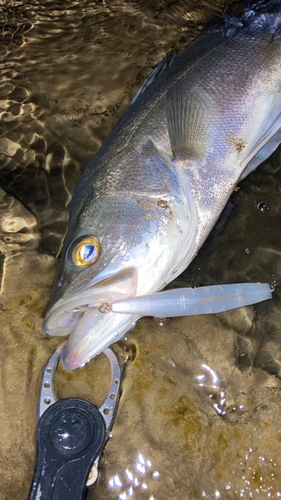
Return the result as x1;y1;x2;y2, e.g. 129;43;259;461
166;85;213;161
239;92;281;181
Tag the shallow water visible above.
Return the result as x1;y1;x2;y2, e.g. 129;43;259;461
0;1;280;499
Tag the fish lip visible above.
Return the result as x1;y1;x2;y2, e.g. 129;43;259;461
42;319;52;335
42;266;138;336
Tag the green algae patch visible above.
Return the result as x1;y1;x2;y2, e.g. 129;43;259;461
130;357;153;406
205;421;251;477
198;396;281;498
156;374;176;399
156;395;204;453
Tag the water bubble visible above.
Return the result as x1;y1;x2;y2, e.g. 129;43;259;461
245;248;250;254
257;202;269;213
156;317;169;327
154;316;168;325
57;281;62;287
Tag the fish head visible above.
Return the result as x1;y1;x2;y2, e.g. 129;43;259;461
43;201;141;370
43;141;194;369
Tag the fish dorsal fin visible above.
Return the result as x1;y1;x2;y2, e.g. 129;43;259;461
129;53;178;106
166;84;213;161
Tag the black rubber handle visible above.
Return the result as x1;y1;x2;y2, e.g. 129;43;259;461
27;398;106;500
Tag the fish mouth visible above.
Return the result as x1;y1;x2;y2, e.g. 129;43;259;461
42;267;138;369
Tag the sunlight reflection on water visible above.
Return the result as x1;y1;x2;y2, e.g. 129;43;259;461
109;452;160;499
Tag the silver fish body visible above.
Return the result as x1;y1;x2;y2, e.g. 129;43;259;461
43;2;281;369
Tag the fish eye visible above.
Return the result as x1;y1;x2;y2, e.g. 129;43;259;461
70;236;100;267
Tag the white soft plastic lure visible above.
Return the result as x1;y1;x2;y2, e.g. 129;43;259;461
110;283;272;316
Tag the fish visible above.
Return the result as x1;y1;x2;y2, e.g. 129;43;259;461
42;0;281;369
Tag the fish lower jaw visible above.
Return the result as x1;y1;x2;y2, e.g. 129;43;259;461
61;312;139;370
61;345;92;370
